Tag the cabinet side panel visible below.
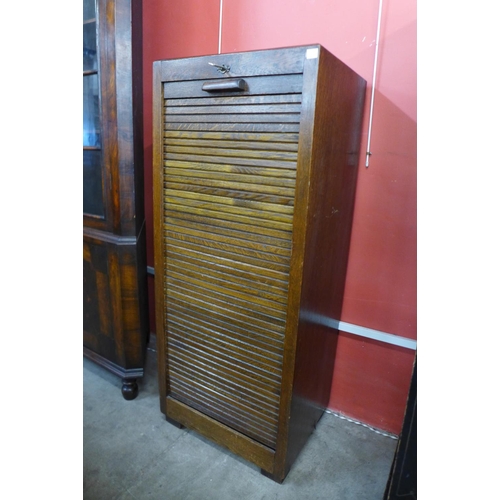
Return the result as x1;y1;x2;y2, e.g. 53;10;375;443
285;48;366;474
152;62;168;413
131;0;144;229
119;230;149;369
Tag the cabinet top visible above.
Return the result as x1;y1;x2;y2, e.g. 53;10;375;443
153;44;333;82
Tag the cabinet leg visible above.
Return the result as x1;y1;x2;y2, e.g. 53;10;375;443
261;468;284;484
121;378;138;400
165;415;184;429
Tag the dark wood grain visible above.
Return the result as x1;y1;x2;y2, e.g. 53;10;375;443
153;44;366;481
83;0;148;399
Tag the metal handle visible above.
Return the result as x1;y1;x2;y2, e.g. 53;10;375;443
202;79;246;92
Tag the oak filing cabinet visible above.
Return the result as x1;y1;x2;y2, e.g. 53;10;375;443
152;45;366;482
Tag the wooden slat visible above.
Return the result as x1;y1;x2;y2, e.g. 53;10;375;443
166;103;302;115
165;112;300;124
164;122;300;133
165;130;299;144
164;151;297;170
164;173;296;196
165;185;294;210
165;183;293;204
165;144;298;162
165;137;299;153
166;93;301;107
164;159;297;179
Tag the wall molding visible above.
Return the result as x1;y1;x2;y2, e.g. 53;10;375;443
339;320;416;350
300;311;417;350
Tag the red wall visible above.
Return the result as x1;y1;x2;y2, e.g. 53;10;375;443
143;0;416;435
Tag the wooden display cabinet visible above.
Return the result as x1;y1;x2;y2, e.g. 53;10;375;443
153;45;366;481
83;0;148;400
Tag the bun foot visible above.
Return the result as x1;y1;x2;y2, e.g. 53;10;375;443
121;378;138;400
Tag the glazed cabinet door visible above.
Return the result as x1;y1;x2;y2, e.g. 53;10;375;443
83;0;105;220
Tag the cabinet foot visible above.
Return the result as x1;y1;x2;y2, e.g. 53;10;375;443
165;415;184;429
261;469;284;484
121;378;138;400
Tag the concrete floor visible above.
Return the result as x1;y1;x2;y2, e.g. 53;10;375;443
83;342;398;500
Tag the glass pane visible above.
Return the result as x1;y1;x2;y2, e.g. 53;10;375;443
84;150;105;216
83;0;97;71
83;0;96;22
83;21;97;72
83;74;101;147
